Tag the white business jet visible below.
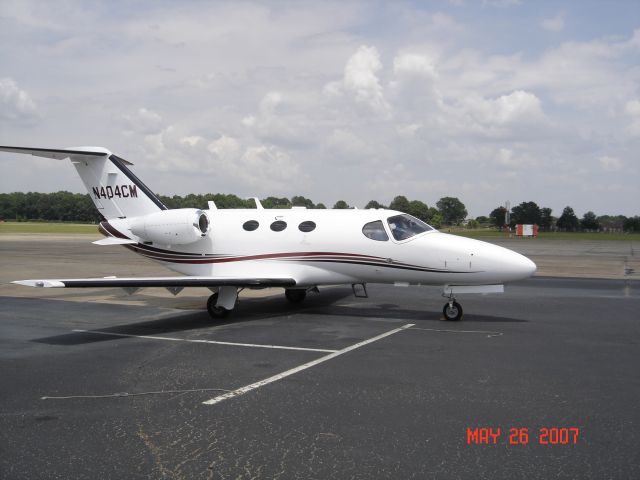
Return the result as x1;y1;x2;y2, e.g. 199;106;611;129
0;146;536;321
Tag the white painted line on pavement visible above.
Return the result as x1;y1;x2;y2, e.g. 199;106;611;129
410;327;503;338
202;323;415;406
71;329;338;353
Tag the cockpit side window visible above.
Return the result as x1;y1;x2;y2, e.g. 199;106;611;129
387;214;433;241
362;220;389;241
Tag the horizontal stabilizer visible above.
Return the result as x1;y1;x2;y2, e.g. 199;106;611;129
0;146;111;160
92;237;138;246
13;276;297;289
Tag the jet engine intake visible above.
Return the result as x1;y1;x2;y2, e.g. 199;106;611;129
130;208;210;245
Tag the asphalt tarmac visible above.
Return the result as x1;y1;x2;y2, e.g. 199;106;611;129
1;237;639;479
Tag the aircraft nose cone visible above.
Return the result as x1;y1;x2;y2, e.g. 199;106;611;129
506;250;537;280
520;255;537;277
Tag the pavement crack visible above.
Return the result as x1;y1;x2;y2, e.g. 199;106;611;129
137;427;183;480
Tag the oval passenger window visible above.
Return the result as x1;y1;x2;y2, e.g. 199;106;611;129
298;221;316;232
270;220;287;232
362;220;389;241
243;220;259;231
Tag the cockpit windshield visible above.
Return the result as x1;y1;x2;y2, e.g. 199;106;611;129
387;214;434;241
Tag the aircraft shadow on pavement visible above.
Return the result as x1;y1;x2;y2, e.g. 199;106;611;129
299;304;527;324
32;289;354;345
32;288;525;346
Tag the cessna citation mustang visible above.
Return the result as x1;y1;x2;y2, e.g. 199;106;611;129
0;146;536;321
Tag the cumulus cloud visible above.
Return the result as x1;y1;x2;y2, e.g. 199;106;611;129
625;99;640;136
541;14;565;32
242;91;312;147
495;147;537;168
122;107;163;135
442;29;639;110
482;0;522;7
180;136;203;147
598;156;623;172
235;145;304;191
137;125;306;193
393;52;438;78
519;34;638;108
206;136;306;192
396;123;422;138
207;135;241;162
497;148;515;166
1;2;637;216
259;91;283;115
0;78;39;124
483;90;545;124
324;45;390;116
449;90;547;138
326;128;373;158
388;50;444;119
430;13;461;31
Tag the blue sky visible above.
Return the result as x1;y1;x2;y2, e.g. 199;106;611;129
1;0;638;217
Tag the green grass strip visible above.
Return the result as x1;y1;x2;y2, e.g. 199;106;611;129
0;222;98;234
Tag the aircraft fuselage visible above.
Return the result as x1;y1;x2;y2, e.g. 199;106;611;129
105;208;536;288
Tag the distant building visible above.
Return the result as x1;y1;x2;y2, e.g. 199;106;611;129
599;217;625;233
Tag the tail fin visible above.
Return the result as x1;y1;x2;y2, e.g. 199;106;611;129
0;146;166;220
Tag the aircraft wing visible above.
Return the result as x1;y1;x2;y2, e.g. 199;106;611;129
12;276;296;289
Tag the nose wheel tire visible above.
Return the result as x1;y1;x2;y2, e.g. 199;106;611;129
207;292;230;319
285;289;307;303
443;301;463;321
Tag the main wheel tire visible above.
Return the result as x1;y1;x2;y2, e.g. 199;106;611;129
443;301;463;321
285;289;307;304
207;292;229;319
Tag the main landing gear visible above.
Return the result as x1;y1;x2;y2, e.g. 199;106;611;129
206;286;239;319
284;288;307;303
206;287;316;319
285;287;319;304
207;292;229;319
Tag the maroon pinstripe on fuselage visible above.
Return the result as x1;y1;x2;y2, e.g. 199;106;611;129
100;221;480;274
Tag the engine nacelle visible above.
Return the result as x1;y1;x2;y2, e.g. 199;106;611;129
129;209;210;246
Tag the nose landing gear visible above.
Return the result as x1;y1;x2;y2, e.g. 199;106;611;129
443;300;463;321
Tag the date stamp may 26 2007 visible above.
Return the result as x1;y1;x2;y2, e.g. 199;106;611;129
467;427;580;445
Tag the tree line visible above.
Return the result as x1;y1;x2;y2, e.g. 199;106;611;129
1;191;637;232
485;201;639;233
0;192;100;223
0;191;467;228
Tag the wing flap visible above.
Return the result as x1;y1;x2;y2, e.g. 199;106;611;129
12;276;296;289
